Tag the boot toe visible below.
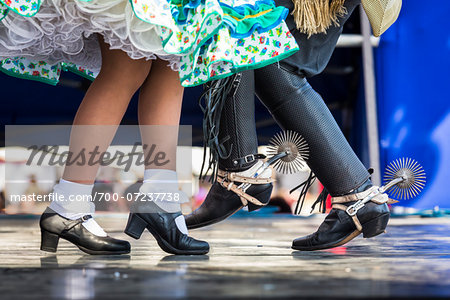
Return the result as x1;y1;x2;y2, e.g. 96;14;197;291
177;236;210;254
189;239;210;253
116;239;131;253
292;234;314;250
101;237;131;254
186;181;273;229
185;185;243;229
184;212;201;228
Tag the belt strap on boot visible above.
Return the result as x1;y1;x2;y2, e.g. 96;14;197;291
332;186;397;204
332;204;364;231
331;186;396;232
217;169;273;184
232;154;266;169
217;169;274;207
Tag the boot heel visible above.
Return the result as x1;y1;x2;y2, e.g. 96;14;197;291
362;213;390;238
248;185;273;212
124;213;147;239
40;230;59;252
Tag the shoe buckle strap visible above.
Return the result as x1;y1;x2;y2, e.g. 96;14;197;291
80;215;92;222
345;201;365;216
218;178;264;207
232;153;266;167
345;188;389;216
333;204;363;231
217;169;274;184
332;186;391;217
244;154;255;163
63;215;93;231
228;174;273;184
332;186;379;203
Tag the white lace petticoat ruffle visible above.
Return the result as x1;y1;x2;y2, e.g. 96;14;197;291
0;0;180;78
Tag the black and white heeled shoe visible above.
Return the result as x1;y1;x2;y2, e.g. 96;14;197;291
124;202;209;255
40;207;130;255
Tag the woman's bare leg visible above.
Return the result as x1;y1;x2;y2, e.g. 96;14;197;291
137;59;186;216
138;58;184;172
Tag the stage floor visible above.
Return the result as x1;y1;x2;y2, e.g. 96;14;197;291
0;215;449;299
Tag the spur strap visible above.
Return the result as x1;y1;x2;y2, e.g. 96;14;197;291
217;169;274;207
219;179;264;207
231;154;266;168
332;186;397;204
217;169;274;184
331;186;395;231
332;204;363;231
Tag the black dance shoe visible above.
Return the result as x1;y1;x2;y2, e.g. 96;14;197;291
124;202;209;255
40;207;131;255
292;179;390;251
185;180;273;230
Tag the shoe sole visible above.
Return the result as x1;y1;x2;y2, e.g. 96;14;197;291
77;245;130;255
292;212;390;251
40;231;130;255
292;230;363;251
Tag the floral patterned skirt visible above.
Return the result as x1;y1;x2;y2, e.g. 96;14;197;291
0;0;298;87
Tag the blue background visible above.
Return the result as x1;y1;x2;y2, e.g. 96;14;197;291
375;1;450;209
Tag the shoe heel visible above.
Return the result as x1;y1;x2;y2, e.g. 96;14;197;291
40;230;59;253
362;213;390;238
248;185;273;212
124;214;147;239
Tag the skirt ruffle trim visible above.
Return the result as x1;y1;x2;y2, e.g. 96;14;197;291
0;0;299;87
